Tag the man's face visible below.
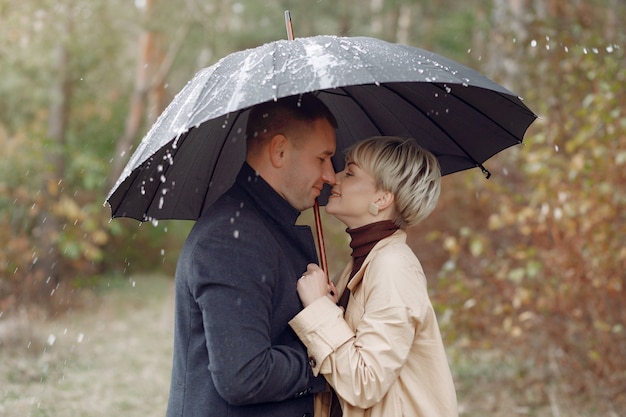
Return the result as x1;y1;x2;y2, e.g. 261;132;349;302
280;118;336;211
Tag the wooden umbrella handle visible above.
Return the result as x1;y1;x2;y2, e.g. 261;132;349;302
314;199;329;282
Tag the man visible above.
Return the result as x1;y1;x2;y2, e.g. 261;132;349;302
166;93;337;417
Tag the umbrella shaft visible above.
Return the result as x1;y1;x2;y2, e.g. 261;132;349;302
313;199;329;282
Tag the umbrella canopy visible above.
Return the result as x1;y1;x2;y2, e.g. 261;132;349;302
106;35;536;222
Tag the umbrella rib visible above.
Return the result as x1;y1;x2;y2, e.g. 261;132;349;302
336;83;491;176
388;82;512;178
433;83;529;144
197;111;244;217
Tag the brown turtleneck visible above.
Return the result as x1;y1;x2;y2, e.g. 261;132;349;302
336;220;399;310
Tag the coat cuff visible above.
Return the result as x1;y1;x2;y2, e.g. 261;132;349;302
289;297;353;375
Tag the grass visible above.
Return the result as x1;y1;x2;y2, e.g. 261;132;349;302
0;274;174;417
1;274;619;417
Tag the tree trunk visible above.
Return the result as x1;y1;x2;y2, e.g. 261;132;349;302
487;0;529;89
107;0;188;189
108;1;156;188
32;26;72;309
396;4;413;44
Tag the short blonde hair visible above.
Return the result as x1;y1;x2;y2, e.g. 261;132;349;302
346;136;441;228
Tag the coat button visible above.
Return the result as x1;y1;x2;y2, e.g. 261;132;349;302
308;356;316;368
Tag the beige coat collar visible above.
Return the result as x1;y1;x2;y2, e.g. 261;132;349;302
333;229;407;296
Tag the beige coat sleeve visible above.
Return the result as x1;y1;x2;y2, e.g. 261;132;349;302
290;250;428;409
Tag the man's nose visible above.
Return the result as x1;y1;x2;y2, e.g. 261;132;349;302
322;160;336;185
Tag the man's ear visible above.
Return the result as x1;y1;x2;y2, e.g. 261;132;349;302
268;134;288;168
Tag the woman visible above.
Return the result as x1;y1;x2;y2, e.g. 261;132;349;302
289;136;458;417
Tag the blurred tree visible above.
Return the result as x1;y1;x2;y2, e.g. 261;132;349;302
432;0;626;412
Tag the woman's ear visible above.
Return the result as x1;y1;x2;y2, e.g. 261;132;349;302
376;191;395;211
268;134;288;168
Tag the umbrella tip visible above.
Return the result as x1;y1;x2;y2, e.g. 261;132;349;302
481;166;492;179
284;10;294;40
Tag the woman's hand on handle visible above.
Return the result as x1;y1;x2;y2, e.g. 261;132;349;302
297;263;338;307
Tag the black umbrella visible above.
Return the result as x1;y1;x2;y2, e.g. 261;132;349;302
106;33;536;269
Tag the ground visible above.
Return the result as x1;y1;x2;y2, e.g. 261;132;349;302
0;275;173;417
0;275;615;417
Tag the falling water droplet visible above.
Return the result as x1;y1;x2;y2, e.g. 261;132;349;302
233;230;240;239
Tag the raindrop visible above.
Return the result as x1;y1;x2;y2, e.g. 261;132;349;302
530;39;538;48
151;219;159;227
161;249;165;256
554;144;559;152
606;45;614;53
233;230;240;239
77;333;84;343
503;167;509;176
47;334;56;346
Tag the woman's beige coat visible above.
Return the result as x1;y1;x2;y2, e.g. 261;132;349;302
290;230;458;417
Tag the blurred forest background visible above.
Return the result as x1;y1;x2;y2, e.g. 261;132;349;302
1;0;624;415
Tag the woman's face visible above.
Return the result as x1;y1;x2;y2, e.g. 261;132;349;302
325;161;380;229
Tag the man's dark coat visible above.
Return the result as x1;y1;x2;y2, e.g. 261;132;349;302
166;162;325;417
